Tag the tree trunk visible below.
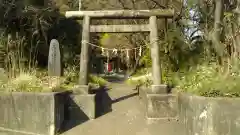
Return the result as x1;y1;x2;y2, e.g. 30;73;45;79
212;0;224;63
234;0;240;56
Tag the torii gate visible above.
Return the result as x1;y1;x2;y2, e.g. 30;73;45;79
65;9;175;93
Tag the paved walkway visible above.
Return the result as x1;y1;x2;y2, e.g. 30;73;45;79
61;83;181;135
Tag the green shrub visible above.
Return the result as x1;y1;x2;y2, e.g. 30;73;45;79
63;66;78;86
175;62;240;97
89;75;107;87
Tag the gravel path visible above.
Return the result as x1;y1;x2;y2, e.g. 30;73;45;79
61;83;181;135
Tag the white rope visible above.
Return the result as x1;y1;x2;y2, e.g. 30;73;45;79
113;48;118;55
139;46;142;56
82;40;147;51
126;49;130;59
134;48;137;59
81;40;159;59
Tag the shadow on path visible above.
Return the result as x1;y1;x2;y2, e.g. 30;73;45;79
91;86;113;118
99;73;127;83
59;92;90;134
112;92;138;104
102;76;126;83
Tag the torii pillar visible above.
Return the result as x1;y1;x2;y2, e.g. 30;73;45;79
79;15;90;85
149;16;166;93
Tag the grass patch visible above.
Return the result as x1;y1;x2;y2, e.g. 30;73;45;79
0;73;70;92
125;78;152;87
0;70;109;92
0;67;77;92
174;62;240;97
126;68;152;86
131;68;150;77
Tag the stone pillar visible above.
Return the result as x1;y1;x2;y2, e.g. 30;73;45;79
79;16;90;85
149;16;166;93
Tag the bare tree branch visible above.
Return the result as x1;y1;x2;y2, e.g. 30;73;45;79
148;0;167;9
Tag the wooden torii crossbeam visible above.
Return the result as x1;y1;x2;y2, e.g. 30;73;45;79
65;9;175;93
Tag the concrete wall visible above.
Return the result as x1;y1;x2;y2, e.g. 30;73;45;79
0;92;66;135
147;94;177;119
139;87;178;119
178;93;240;135
66;85;95;120
67;93;96;120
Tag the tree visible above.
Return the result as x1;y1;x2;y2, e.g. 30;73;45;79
212;0;224;61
